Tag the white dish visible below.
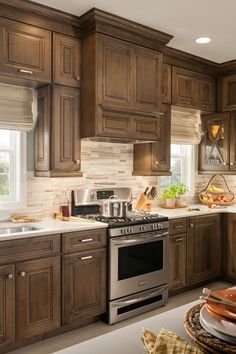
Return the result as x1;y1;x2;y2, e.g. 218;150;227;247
200;305;236;339
200;310;236;344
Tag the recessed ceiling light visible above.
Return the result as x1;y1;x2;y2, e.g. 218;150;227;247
195;37;211;44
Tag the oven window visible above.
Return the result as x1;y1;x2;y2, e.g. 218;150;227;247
118;240;163;280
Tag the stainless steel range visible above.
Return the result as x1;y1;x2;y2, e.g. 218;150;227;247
72;188;169;324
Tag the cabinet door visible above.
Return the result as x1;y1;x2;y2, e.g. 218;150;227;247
162;63;171;104
221;74;236;111
169;234;187;293
0;18;51;83
98;110;132;139
132;46;162;112
16;257;60;339
98;36;131;107
196;76;215;112
229;111;236;171
187;215;221;286
199;112;230;172
52;86;81;172
53;33;81;87
133;116;160;141
226;214;236;281
172;67;195;107
63;249;106;325
0;265;14;346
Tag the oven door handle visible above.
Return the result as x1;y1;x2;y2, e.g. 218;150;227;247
113;231;168;246
112;285;168;307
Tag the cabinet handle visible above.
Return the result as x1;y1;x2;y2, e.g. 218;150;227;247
181;100;190;105
79;256;92;260
230;162;234;166
6;274;13;280
175;238;183;242
201;104;208;108
18;69;33;75
73;160;80;164
175;225;183;229
155;161;159;166
190;223;194;228
80;238;93;243
223;162;226;166
76;76;80;81
19;271;26;277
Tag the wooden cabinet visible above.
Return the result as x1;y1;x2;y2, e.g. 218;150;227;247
133;104;171;176
53;33;81;87
35;85;82;177
172;67;215;112
225;214;236;281
82;34;162;142
0;17;51;84
62;228;107;325
187;214;221;286
169;219;187;294
199;111;236;173
162;63;171;104
16;257;60;339
0;264;15;347
221;74;236;111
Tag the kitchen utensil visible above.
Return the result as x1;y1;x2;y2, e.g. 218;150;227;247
200;290;236;321
202;288;236;307
101;196;131;217
144;187;149;196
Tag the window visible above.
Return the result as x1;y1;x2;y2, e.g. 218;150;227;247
160;144;194;195
0;129;26;206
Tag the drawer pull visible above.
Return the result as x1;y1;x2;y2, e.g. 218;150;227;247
19;271;26;277
76;76;80;81
73;160;80;164
155;161;159;166
18;69;33;75
175;225;184;229
175;238;183;242
80;238;93;243
80;256;92;260
7;273;13;280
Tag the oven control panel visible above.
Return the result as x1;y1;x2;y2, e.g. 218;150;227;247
109;221;169;237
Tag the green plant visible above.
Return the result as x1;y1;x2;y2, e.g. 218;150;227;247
170;183;189;198
161;188;176;199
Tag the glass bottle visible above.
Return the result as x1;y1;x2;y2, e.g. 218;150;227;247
60;190;70;218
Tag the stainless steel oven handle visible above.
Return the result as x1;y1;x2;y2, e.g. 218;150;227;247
112;285;168;307
114;231;168;246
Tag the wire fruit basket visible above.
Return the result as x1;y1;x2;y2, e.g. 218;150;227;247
199;175;234;206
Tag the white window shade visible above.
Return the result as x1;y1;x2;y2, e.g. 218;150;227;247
0;83;36;132
171;106;201;144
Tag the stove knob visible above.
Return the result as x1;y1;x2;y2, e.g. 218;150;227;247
142;225;146;232
121;229;125;235
151;224;155;230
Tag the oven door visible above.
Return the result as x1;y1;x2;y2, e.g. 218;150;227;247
109;230;168;300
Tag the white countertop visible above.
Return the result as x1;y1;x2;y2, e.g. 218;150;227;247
0;219;108;241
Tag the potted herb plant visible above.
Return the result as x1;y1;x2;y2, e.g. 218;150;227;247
171;183;189;206
161;188;177;208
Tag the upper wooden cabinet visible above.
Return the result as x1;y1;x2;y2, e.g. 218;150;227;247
187;214;221;286
82;34;162;142
0;18;51;84
35;85;82;177
221;74;236;111
133;104;171;176
162;63;171;104
199;111;236;173
172;67;216;112
53;33;81;87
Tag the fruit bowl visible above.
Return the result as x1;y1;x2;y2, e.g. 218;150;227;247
199;175;234;206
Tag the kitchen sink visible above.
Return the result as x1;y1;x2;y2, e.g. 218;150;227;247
0;226;40;235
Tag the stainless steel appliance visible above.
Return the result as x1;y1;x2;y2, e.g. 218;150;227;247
71;188;169;324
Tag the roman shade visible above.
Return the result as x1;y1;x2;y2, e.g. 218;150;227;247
171;106;201;144
0;83;36;132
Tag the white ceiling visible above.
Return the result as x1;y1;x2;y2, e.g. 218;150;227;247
31;0;236;63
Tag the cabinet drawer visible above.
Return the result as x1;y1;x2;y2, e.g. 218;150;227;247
0;235;60;265
169;218;186;235
62;228;107;253
133;117;160;141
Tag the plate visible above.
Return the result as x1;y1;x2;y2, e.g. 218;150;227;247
200;305;236;338
206;290;236;321
200;310;236;345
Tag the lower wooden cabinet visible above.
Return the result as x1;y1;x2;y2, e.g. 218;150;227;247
0;264;15;347
169;233;187;292
225;214;236;281
16;257;60;339
187;214;221;286
62;248;106;325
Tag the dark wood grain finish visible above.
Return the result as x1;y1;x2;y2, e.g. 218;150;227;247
196;76;216;112
169;233;187;292
221;74;236;111
0;235;60;265
229;111;236;171
53;33;81;87
16;257;60;338
98;111;131;138
187;214;221;286
132;104;171;176
169;218;187;235
225;214;236;282
62;228;107;253
0;18;51;83
62;248;106;325
162;63;171;103
35;86;50;171
0;264;15;347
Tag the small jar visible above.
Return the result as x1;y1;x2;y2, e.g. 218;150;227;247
60;190;70;218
